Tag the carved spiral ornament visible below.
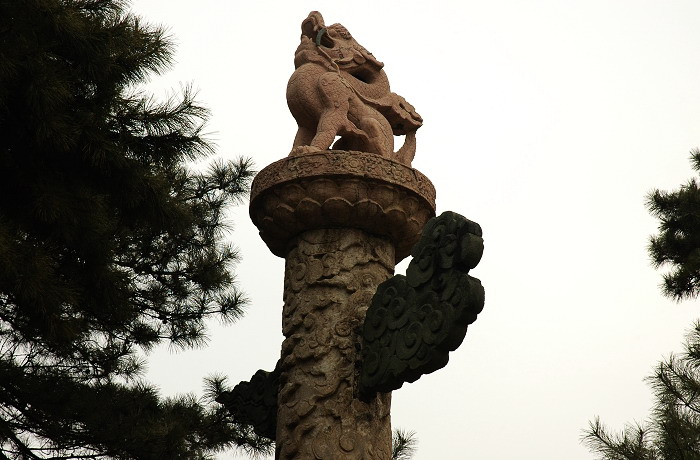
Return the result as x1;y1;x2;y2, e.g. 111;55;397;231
360;211;485;395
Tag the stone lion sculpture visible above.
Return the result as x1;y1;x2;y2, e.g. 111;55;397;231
287;11;423;166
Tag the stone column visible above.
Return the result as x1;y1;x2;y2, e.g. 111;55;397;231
249;151;435;459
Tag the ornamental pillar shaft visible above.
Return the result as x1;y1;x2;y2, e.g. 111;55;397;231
249;152;435;459
277;228;393;458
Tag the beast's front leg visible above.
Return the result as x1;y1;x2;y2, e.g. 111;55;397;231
289;126;321;156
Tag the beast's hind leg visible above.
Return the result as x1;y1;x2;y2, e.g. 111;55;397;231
358;116;393;157
309;73;369;151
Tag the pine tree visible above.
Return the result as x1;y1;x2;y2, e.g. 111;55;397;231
583;153;700;459
0;0;270;458
584;323;700;460
647;150;700;300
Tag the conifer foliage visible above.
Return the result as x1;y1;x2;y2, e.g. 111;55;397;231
584;153;700;459
584;323;700;459
0;0;268;458
647;150;700;300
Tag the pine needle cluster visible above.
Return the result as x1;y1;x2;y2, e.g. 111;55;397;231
392;429;418;460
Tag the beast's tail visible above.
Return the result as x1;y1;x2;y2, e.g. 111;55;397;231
395;130;417;166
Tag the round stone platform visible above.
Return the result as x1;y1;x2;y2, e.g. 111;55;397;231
249;151;436;262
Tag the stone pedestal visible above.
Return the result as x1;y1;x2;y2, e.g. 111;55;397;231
250;151;435;459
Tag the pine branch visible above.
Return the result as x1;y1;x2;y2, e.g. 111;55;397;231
392;428;418;460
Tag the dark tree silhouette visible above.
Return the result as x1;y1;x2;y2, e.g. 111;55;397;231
648;150;700;301
0;0;270;458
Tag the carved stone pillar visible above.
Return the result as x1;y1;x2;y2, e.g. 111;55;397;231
223;12;485;458
249;151;435;459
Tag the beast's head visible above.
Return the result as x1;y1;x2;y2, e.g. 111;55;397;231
296;11;384;80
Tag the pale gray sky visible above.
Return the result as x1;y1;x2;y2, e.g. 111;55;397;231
130;1;700;458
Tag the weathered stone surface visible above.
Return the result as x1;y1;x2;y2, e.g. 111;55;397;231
215;364;280;440
359;211;485;396
287;11;422;165
277;228;394;459
249;151;435;263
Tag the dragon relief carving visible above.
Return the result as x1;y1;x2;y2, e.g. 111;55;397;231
276;229;394;459
287;11;422;166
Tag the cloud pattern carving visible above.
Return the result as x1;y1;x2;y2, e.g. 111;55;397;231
360;211;485;395
215;364;280;440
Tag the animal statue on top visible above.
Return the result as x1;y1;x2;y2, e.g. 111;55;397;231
286;11;423;166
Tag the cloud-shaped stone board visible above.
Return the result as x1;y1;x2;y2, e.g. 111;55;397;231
215;363;280;440
359;211;485;395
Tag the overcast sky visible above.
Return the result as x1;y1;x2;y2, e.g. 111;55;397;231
129;1;700;459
